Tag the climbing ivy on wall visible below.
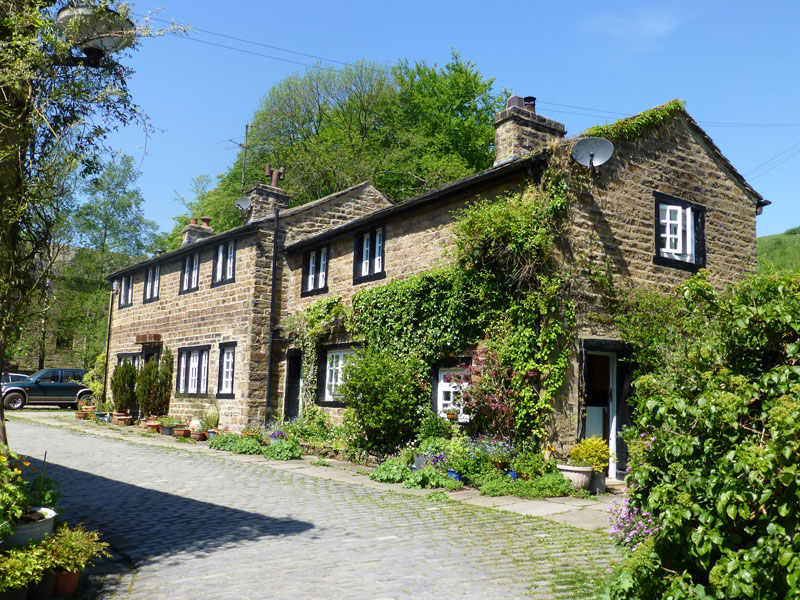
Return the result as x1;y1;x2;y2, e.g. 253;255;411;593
282;296;350;411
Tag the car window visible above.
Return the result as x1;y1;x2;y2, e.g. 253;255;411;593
37;369;61;383
64;370;85;383
10;374;26;382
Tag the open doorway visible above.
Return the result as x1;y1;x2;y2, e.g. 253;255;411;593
584;351;618;479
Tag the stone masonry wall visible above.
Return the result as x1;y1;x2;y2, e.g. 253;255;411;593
106;232;262;429
545;116;759;449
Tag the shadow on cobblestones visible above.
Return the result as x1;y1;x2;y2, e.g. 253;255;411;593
29;457;314;568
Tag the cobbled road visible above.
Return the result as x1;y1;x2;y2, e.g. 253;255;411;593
9;418;618;599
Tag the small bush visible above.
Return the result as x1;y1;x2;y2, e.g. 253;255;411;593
369;458;411;483
422;491;453;503
110;361;136;413
230;436;262;455
403;466;452;489
475;469;513;496
209;433;243;452
263;438;302;460
569;436;610;471
416;412;453;441
340;348;428;456
136;358;160;417
512;472;573;498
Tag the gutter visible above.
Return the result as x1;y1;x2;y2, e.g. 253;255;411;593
264;205;280;425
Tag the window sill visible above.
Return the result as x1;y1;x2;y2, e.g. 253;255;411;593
178;287;199;295
316;399;346;409
142;297;159;305
301;286;329;298
353;271;386;285
210;278;235;289
652;255;703;272
216;392;235;400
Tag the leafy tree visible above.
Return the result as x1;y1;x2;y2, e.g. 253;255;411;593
163;51;506;249
606;272;800;598
0;1;146;446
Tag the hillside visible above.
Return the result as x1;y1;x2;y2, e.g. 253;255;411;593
758;226;800;273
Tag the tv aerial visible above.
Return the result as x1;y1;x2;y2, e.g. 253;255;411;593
571;137;615;168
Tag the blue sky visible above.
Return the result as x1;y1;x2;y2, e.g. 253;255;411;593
107;0;799;237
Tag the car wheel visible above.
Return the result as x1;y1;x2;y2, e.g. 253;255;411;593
4;392;25;410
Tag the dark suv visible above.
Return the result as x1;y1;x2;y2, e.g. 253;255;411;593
2;368;90;410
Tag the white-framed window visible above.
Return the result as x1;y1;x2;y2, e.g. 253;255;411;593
654;192;705;269
302;246;329;296
437;368;468;421
181;253;200;293
324;348;354;402
177;346;209;395
118;274;133;308
144;265;160;303
218;342;237;397
354;226;385;283
213;241;236;286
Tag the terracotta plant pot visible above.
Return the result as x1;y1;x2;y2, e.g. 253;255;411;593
52;570;81;597
111;412;127;425
74;411;87;420
173;427;190;438
190;431;207;441
116;416;133;426
146;422;160;434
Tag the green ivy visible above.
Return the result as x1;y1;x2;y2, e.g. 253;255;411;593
584;99;686;142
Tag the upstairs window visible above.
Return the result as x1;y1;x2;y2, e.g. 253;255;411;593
353;226;385;284
212;241;236;287
302;246;329;297
653;192;705;271
118;274;133;308
180;252;200;294
177;346;210;396
143;265;160;303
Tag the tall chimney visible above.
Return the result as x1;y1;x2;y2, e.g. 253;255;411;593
493;95;566;165
182;218;216;247
246;166;289;223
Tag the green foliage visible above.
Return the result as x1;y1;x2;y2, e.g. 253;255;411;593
403;466;458;489
229;436;263;455
353;267;478;366
263;438;302;460
340;348;428;456
0;542;46;592
0;447;60;541
162;52;504;249
81;353;106;402
417;412;453;441
757;227;800;274
136;358;160;417
280;404;332;442
569;436;611;472
422;490;453;503
157;348;174;416
208;433;243;452
513;472;574;499
510;450;554;480
369;458;412;483
42;523;110;573
584;99;686;141
109;361;136;413
607;272;800;598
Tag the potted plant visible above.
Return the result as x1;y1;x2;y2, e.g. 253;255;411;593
42;524;110;598
201;407;220;439
0;449;60;548
567;436;612;494
172;422;190;438
240;422;262;441
445;406;459;422
190;426;206;441
0;543;46;600
158;416;179;436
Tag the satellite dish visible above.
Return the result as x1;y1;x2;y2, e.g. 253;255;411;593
571;137;615;168
235;196;251;212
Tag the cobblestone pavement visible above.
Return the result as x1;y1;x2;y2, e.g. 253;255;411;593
9;417;620;600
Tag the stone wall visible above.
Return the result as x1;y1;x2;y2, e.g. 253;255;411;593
105;231;263;428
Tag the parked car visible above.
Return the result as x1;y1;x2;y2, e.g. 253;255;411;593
1;372;27;384
2;368;90;410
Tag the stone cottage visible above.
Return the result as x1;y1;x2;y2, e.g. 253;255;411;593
105;96;766;478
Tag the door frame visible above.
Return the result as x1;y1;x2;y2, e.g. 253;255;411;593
584;350;618;480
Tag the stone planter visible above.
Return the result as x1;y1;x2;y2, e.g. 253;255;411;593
589;471;607;495
556;464;593;490
3;507;56;548
111;412;127;425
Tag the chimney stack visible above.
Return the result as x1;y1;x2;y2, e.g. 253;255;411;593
182;217;216;247
245;164;289;223
493;95;566;165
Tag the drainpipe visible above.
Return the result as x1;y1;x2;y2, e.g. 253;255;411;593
102;285;116;404
264;205;280;425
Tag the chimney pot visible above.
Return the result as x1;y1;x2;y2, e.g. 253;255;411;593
523;96;536;112
189;217;198;225
200;216;211;227
506;95;525;109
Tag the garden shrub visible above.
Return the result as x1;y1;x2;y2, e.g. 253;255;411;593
263;438;302;460
605;272;800;598
109;361;136;413
281;404;332;442
81;353;105;402
510;449;554;480
156;348;174;416
230;436;262;455
135;358;160;417
569;436;610;472
209;433;243;452
340;348;428;456
369;458;411;484
512;472;573;498
416;412;453;441
403;466;460;490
